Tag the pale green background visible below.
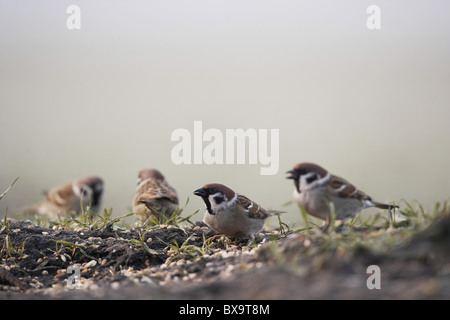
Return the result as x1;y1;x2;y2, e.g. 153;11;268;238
1;1;449;225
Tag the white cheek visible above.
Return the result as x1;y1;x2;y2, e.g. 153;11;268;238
299;176;311;191
208;193;229;212
82;189;93;202
73;183;81;197
301;173;330;191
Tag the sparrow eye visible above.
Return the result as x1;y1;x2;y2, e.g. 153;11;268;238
209;188;217;194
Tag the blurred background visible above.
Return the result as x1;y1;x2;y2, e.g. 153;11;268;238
1;0;449;225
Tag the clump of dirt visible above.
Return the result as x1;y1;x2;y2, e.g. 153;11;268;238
1;211;450;299
0;218;266;298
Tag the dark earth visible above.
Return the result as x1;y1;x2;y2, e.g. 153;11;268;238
1;209;450;300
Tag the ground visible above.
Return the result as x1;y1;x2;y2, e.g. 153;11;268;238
1;202;450;300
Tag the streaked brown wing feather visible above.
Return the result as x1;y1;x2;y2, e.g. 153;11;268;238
328;175;370;201
237;194;269;220
46;183;74;206
329;175;398;210
138;179;179;204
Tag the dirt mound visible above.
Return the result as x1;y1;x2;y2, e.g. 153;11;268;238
1;210;450;299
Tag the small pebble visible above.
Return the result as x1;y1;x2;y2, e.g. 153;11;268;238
111;282;120;290
84;260;97;268
176;259;185;266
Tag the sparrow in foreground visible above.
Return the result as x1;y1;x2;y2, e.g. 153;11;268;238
287;162;398;222
132;168;179;221
24;176;104;219
194;183;284;242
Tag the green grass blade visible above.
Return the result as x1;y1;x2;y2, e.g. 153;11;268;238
0;177;19;202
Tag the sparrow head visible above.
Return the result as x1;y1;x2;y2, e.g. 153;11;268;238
287;162;329;192
137;168;165;185
73;176;104;207
193;183;236;215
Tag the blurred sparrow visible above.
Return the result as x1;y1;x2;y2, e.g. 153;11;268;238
287;162;398;222
194;183;283;242
25;176;104;219
132;168;179;221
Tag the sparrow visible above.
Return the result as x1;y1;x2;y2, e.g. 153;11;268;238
194;183;283;242
287;162;398;222
24;176;104;219
132;168;179;221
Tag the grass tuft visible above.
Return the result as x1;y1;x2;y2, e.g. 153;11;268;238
137;197;199;229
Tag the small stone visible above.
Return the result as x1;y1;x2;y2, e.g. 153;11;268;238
176;259;185;266
111;282;120;290
84;260;97;268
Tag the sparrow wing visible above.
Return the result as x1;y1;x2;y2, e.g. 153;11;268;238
328;174;397;209
138;179;179;205
327;175;370;201
46;183;74;207
236;194;272;220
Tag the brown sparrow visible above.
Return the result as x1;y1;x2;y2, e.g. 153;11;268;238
194;183;283;242
287;162;398;221
25;176;104;219
132;168;179;221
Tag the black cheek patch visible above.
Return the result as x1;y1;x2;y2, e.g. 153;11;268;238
306;174;319;184
213;196;224;205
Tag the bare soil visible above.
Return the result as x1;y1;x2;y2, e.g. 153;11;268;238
1;213;450;300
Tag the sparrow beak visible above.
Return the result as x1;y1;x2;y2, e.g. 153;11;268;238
193;188;207;198
286;170;298;180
